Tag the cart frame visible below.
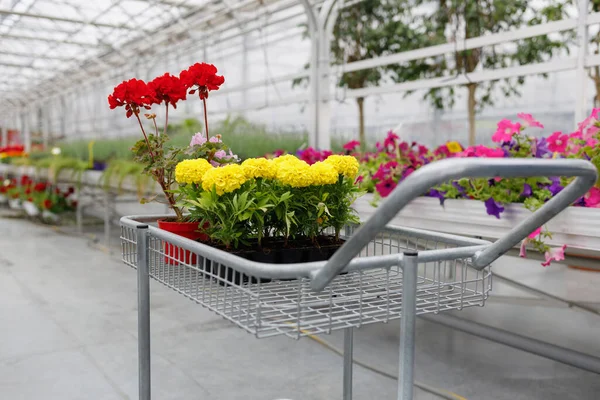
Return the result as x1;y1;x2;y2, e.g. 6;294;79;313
121;158;597;400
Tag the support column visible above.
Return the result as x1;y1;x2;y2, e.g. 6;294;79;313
0;123;6;147
575;0;589;124
42;105;50;150
241;34;250;114
22;112;31;154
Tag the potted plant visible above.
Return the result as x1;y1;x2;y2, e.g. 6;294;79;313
174;153;362;283
36;185;77;224
108;63;236;262
356;111;600;267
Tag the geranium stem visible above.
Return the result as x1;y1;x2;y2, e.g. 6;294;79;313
134;112;155;160
203;98;209;140
164;104;169;137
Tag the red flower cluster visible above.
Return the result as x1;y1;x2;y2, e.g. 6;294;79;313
108;63;224;116
108;78;154;118
148;73;187;108
43;199;52;209
180;63;225;100
0;145;24;153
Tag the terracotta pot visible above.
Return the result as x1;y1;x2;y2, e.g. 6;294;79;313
157;219;208;265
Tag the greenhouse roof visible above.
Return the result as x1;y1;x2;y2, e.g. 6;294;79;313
0;0;301;109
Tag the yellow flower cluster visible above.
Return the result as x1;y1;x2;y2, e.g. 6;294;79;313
175;158;213;184
175;153;359;195
201;164;248;195
241;158;277;179
276;158;313;188
324;155;359;179
308;161;338;185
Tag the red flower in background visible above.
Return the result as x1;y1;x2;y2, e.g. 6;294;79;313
180;63;225;99
148;73;187;108
34;182;48;192
20;175;32;186
43;199;52;209
108;78;154;118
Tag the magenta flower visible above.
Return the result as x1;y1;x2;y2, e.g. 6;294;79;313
355;175;364;184
584;187;600;208
475;146;505;158
343;140;361;151
519;227;543;258
484;198;504;219
517;113;544;128
546;131;569;153
383;131;399;150
375;178;396;198
541;245;567;267
492;119;521;143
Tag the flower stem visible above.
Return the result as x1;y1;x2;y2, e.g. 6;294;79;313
152;117;159;138
134;111;155;160
203;98;209;141
164;104;169;137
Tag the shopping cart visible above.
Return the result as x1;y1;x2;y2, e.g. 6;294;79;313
120;158;597;400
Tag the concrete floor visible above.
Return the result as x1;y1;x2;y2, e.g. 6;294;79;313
1;216;600;400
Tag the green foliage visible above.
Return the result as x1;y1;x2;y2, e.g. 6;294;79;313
181;169;362;249
410;0;571;116
101;160;153;197
52;115;311;162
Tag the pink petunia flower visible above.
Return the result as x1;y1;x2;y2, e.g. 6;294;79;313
492;119;521;143
375;178;396;198
517;113;544;128
584;187;600;208
546;131;569;153
475;146;505;158
343;140;361;151
541;245;567;267
519;227;543;258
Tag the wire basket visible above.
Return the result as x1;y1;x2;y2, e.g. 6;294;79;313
121;222;492;339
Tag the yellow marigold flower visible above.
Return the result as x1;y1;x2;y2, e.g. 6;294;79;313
201;164;248;195
446;141;462;154
324;155;359;179
175;158;213;184
272;154;303;165
309;161;338;185
276;159;312;187
241;158;277;179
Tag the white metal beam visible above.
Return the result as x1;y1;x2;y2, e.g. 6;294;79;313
0;8;135;29
0;32;107;47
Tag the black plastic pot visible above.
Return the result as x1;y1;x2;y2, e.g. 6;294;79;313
206;238;344;286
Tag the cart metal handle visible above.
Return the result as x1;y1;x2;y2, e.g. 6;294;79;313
310;158;598;292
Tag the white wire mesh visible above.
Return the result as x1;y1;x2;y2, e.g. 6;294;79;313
121;224;492;339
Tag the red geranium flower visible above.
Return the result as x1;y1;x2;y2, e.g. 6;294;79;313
179;63;225;99
108;78;155;118
43;199;52;209
34;182;48;192
148;73;187;108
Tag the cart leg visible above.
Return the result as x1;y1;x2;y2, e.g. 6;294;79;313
343;327;353;400
136;225;151;400
398;252;418;400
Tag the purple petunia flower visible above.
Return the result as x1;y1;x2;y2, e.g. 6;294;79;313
535;137;551;158
452;181;467;196
521;183;532;198
428;189;446;206
484;198;505;219
548;177;564;196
